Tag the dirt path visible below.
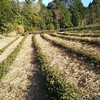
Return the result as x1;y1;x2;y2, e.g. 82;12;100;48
0;35;47;100
45;34;100;60
35;34;100;99
0;37;16;49
0;36;23;63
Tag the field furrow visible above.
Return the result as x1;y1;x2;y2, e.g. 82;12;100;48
35;34;100;99
0;37;16;49
0;35;47;100
0;36;23;63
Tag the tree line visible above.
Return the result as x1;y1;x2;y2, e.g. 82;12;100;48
0;0;100;34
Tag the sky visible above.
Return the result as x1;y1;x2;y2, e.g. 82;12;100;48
36;0;93;7
20;0;93;7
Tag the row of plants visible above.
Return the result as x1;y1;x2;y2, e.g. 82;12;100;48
57;32;100;37
66;24;100;31
0;35;27;80
50;33;100;47
32;35;80;100
31;30;56;34
0;37;19;55
41;34;100;69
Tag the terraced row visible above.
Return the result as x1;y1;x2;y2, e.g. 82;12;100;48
0;35;48;100
57;32;100;37
54;33;100;47
35;34;100;100
43;34;100;69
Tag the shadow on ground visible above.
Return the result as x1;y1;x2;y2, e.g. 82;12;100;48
25;39;50;100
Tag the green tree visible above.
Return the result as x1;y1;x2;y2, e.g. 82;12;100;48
0;0;14;33
22;0;36;31
38;0;54;30
69;0;84;26
58;2;72;28
38;0;47;30
89;0;100;24
47;0;72;29
10;0;21;23
33;13;42;30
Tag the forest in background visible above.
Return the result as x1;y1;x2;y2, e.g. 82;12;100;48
0;0;100;34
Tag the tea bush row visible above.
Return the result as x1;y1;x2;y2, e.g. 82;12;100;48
50;33;100;47
0;35;27;80
42;34;100;69
32;35;80;100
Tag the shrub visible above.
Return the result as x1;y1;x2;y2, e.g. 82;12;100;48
17;25;24;34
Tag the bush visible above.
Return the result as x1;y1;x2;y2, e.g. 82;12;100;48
17;25;24;34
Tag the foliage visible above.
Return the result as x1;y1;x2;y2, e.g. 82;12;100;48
48;23;54;30
89;0;100;24
0;0;100;32
0;0;14;24
17;25;24;34
69;0;85;26
0;0;14;33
